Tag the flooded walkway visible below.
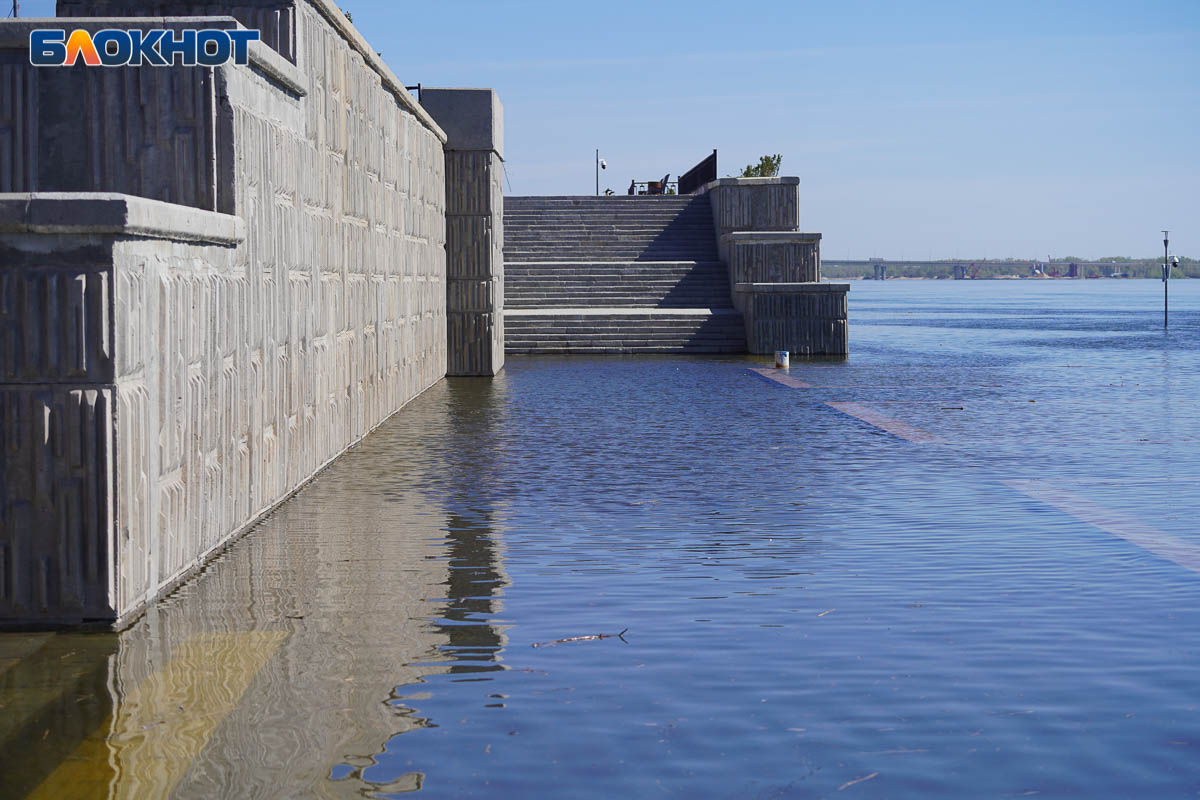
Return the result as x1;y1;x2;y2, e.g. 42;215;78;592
3;281;1199;798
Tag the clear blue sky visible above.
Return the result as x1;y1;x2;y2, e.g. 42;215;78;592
16;0;1199;260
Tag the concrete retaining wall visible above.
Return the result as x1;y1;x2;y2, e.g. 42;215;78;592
728;231;822;284
0;1;452;626
736;283;849;356
699;177;848;355
703;177;801;264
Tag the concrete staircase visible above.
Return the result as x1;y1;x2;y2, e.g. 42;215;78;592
504;195;745;354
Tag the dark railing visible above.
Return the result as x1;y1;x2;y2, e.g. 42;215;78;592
678;149;717;194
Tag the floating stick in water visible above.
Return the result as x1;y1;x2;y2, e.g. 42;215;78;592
531;628;629;648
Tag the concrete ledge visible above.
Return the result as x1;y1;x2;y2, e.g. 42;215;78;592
727;232;822;243
246;30;308;96
702;177;800;191
735;282;849;293
0;193;245;244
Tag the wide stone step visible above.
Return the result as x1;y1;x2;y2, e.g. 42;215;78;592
505;227;710;235
505;248;717;253
508;290;727;296
505;243;716;247
504;245;715;251
506;257;719;264
506;274;727;281
506;267;726;274
507;286;727;293
506;328;741;335
507;301;729;309
505;218;712;223
505;208;709;214
506;197;702;205
504;227;715;235
506;259;723;266
505;252;718;258
507;283;727;290
503;307;746;354
508;280;728;286
504;236;714;244
505;252;718;260
504;212;711;219
507;270;726;275
508;282;729;291
505;226;711;234
504;244;717;249
507;289;728;296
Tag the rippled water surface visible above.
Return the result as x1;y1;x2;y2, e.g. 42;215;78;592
3;280;1200;798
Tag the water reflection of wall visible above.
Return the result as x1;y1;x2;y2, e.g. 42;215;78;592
427;376;513;677
0;374;512;798
0;632;119;798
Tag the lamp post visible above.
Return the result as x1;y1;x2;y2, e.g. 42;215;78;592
594;150;606;196
1163;230;1169;329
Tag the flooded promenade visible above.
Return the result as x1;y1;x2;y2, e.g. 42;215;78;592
2;280;1199;798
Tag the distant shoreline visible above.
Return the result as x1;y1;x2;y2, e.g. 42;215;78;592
823;259;1196;281
838;275;1195;281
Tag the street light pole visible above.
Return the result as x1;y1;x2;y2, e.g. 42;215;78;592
1163;230;1169;329
595;149;599;196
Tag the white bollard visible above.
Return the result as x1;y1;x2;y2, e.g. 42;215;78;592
775;350;790;369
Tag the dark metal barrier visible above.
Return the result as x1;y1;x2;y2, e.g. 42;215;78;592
679;149;717;194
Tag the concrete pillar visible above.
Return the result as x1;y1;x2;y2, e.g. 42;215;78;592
421;88;505;377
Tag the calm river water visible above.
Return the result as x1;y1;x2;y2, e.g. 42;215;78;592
2;280;1199;798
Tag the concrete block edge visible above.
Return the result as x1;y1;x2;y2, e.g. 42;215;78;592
0;193;245;245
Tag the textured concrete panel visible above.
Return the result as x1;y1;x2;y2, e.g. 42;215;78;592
0;53;217;210
0;55;37;193
1;1;448;626
0;243;114;384
702;177;801;264
448;277;503;313
728;234;822;287
706;178;800;231
0;387;114;621
740;284;849;356
448;311;505;377
444;150;503;217
446;215;501;280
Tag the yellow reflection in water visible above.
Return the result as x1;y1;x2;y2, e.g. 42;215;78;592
29;631;286;800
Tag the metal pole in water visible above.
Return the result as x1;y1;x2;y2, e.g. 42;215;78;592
595;149;599;196
1163;230;1169;329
